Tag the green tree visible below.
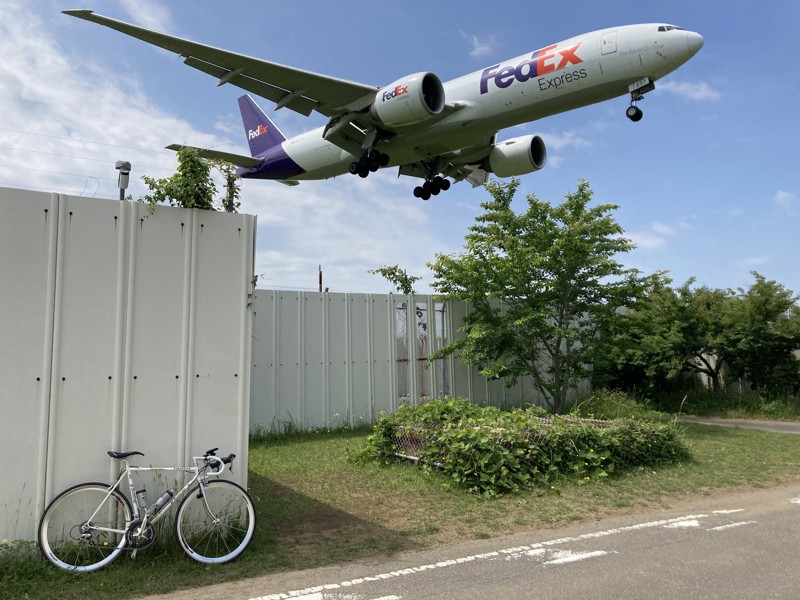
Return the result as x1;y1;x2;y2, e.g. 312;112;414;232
601;273;800;397
724;273;800;394
602;279;733;393
428;179;643;414
369;264;421;295
141;147;240;211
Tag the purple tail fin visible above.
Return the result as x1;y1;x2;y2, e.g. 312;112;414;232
238;95;287;157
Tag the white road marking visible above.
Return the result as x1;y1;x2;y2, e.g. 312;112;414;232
790;497;800;505
544;550;611;565
277;594;401;600
249;513;743;600
664;519;701;528
713;509;745;514
706;521;757;532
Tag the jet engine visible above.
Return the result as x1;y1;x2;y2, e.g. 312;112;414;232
371;72;445;127
487;135;547;177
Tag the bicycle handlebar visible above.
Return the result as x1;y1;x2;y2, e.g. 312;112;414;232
202;453;236;476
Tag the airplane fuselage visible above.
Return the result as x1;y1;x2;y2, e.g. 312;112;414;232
242;24;704;182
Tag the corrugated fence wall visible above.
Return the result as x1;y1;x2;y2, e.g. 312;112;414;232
1;188;255;542
250;291;562;432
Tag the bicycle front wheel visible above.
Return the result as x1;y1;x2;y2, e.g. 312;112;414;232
38;482;132;572
174;479;255;564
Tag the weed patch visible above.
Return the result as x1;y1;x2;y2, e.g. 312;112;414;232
356;398;690;496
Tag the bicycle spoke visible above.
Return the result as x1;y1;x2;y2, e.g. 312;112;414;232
174;480;255;564
39;483;132;572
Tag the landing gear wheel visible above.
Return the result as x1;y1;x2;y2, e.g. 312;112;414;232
412;175;452;199
349;150;390;178
626;105;643;122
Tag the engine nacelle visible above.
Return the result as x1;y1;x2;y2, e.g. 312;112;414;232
371;72;445;127
488;135;547;177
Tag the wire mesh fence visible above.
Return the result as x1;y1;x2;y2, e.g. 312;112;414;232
392;416;615;461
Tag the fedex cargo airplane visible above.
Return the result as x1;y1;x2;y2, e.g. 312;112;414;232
64;11;703;200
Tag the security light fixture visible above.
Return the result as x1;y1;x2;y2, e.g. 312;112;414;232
115;160;131;201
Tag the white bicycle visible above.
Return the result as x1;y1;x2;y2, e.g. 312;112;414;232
38;448;256;572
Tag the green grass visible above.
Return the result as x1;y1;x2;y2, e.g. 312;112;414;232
4;423;800;600
657;389;800;420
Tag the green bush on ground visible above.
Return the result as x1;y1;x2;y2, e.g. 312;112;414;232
357;396;690;496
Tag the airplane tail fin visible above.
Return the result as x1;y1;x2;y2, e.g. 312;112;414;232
239;95;287;156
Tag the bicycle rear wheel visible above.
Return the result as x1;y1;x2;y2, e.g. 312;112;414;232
174;480;255;564
38;482;132;572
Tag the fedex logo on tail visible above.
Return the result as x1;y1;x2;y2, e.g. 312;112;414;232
382;85;409;102
248;124;268;139
480;42;584;94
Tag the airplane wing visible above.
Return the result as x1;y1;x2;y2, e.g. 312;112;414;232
164;144;264;169
63;10;379;118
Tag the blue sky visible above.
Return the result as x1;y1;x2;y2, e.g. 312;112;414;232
2;1;799;295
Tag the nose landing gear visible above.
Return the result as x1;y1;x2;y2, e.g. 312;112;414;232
626;104;644;122
626;77;655;122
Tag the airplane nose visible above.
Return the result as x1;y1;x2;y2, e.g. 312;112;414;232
686;31;704;55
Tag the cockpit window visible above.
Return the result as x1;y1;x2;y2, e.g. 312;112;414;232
658;25;685;32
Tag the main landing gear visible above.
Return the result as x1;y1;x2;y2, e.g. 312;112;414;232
348;150;390;178
413;176;451;201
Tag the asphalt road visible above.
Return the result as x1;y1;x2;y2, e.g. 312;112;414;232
678;416;800;435
148;483;800;600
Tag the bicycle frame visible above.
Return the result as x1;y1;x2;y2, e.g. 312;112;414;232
84;455;223;542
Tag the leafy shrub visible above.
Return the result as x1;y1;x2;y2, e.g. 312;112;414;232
356;397;690;496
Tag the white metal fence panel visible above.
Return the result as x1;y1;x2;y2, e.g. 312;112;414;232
0;188;255;542
0;188;58;543
250;292;564;433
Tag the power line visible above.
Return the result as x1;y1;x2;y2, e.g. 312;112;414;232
0;161;117;181
0;145;174;173
0;126;175;155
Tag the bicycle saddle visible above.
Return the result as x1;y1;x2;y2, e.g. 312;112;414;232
107;450;145;459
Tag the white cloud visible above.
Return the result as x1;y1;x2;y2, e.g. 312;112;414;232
736;255;769;269
540;130;592;152
650;221;675;236
537;130;592;169
659;80;721;101
460;31;498;58
0;1;226;199
118;0;175;32
774;190;797;215
0;2;454;293
247;170;443;292
627;219;687;251
627;231;666;250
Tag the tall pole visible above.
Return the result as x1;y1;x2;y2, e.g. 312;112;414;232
115;161;131;201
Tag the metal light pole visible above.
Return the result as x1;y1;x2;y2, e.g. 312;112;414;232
115;161;131;201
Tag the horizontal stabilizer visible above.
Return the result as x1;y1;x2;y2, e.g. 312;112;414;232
165;144;264;169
